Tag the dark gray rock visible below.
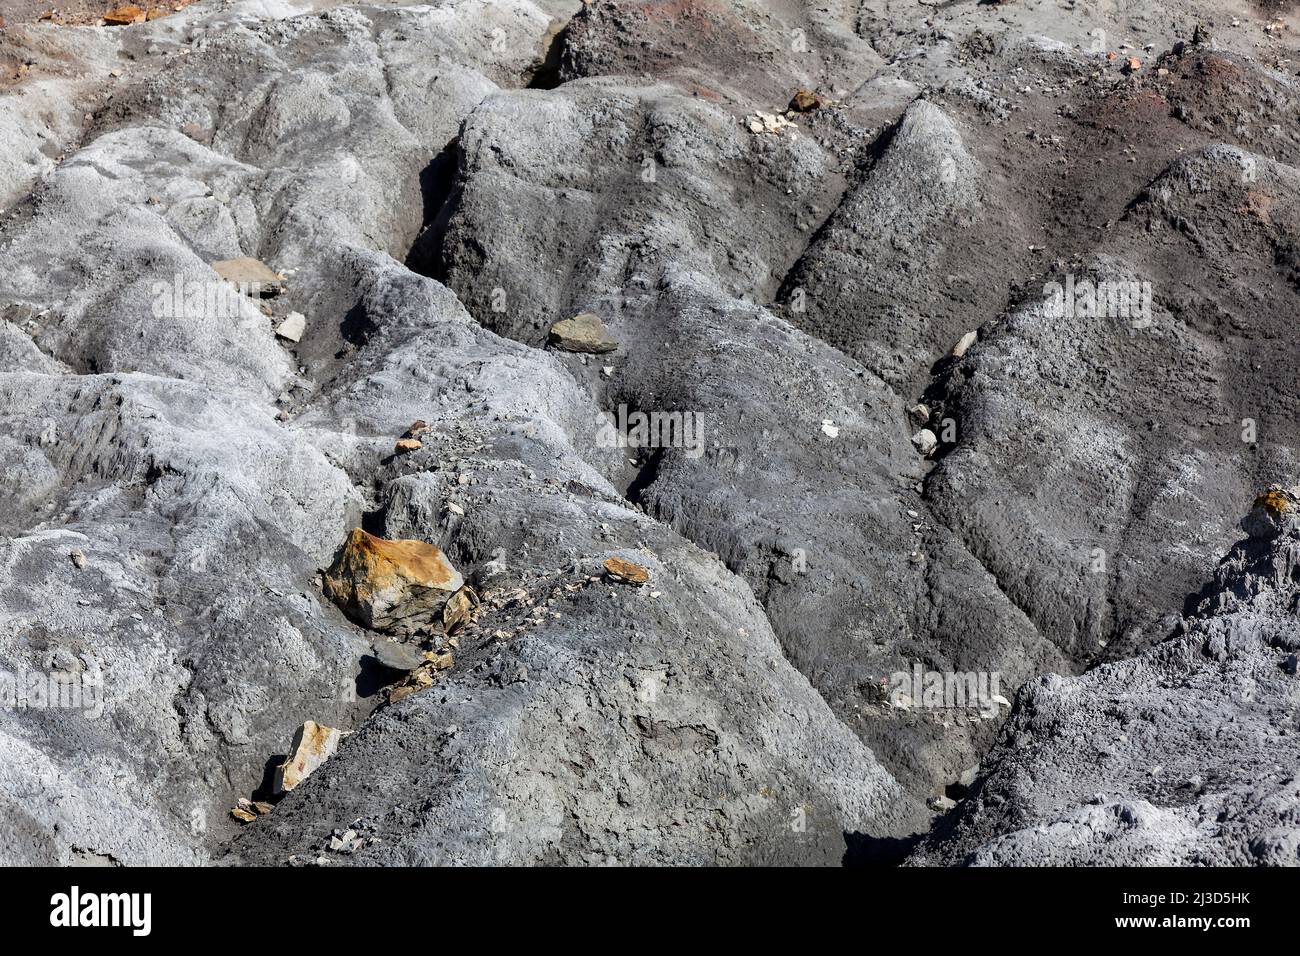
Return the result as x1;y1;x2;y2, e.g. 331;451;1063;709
910;495;1300;866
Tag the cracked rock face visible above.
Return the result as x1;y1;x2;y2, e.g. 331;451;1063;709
2;0;1300;867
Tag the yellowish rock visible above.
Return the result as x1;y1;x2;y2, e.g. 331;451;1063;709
442;585;479;633
272;720;344;795
210;256;283;297
324;529;464;635
104;5;147;25
1255;489;1292;514
547;312;619;354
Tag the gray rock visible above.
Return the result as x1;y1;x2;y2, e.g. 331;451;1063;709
548;312;619;354
371;640;425;673
910;509;1300;866
276;311;306;343
0;0;1297;869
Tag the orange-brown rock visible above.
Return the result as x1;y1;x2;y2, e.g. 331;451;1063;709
604;555;650;585
1255;489;1291;514
1244;488;1300;540
324;529;464;635
788;89;825;113
104;5;147;24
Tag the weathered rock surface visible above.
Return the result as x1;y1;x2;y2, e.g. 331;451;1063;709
0;0;1298;867
910;494;1300;866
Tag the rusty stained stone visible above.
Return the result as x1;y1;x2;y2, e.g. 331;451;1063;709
604;555;650;585
394;438;423;454
324;528;464;636
788;89;825;113
1255;489;1292;514
1243;488;1300;540
104;6;148;24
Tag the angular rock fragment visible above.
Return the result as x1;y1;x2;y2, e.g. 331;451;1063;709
230;797;272;822
104;6;147;25
394;438;422;454
441;585;478;633
1242;487;1299;539
604;556;650;585
273;721;344;795
211;256;283;298
746;111;797;135
323;529;464;636
387;653;452;704
951;330;977;358
788;89;825;113
423;649;454;670
371;639;425;673
911;428;939;457
547;311;618;353
329;829;363;853
275;312;305;343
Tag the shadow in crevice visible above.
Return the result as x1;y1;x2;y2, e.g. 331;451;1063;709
773;104;907;310
526;20;570;91
250;754;288;804
339;297;377;351
842;831;923;867
404;137;462;280
360;504;388;538
356;654;397;701
623;446;665;506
